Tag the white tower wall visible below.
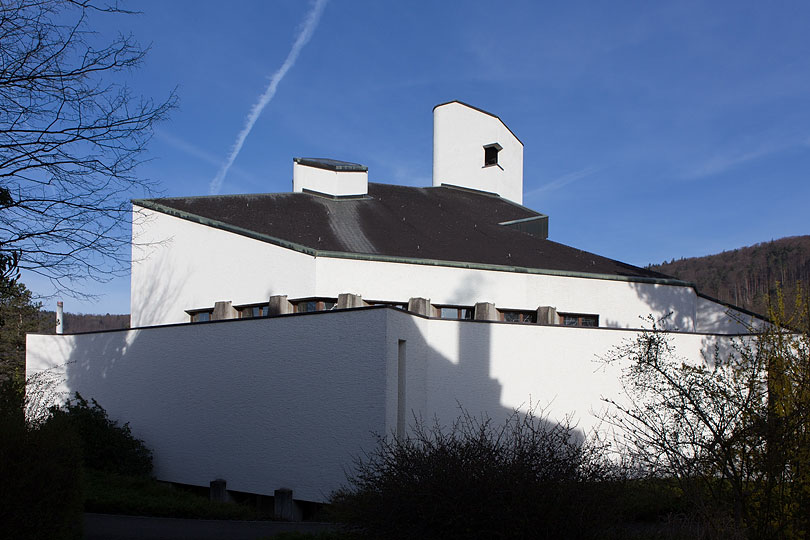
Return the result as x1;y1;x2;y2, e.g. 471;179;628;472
432;101;524;204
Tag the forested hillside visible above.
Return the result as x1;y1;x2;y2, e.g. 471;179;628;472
38;311;130;334
1;281;128;378
648;236;810;317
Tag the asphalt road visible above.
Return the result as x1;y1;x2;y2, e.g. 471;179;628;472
84;513;336;540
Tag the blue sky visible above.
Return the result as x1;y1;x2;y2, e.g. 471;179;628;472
24;0;810;314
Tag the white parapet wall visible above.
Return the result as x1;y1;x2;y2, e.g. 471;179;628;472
27;307;747;502
27;309;390;502
381;308;735;434
416;314;731;431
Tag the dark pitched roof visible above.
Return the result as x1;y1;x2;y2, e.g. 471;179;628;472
134;183;678;282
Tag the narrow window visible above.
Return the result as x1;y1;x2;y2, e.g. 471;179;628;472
580;315;598;327
292;298;338;313
484;143;502;167
436;306;475;320
294;300;316;313
560;313;599;327
440;307;458;319
189;310;212;323
563;315;579;326
397;340;407;440
237;305;266;318
367;301;407;311
498;310;537;324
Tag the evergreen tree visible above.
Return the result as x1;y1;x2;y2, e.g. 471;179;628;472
0;281;49;379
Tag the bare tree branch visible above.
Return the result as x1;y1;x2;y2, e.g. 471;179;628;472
0;0;176;296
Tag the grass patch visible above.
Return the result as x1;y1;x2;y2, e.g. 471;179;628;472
84;469;258;520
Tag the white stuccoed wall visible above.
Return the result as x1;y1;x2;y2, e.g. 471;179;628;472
414;315;730;433
27;307;747;502
292;162;368;197
28;309;390;502
316;256;704;331
131;207;316;327
130;205;749;334
433;102;524;205
696;296;757;334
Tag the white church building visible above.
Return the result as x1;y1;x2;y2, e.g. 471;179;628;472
27;101;759;504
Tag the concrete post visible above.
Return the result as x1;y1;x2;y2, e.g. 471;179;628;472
537;306;560;325
212;301;238;320
407;297;433;317
274;488;302;521
473;302;499;321
210;479;227;502
267;295;293;315
337;293;366;309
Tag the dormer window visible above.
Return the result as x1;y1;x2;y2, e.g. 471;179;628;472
484;143;502;167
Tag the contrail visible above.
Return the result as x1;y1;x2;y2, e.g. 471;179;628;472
209;0;328;195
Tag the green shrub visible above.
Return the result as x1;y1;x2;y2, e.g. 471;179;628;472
331;410;626;540
50;392;153;476
0;376;84;540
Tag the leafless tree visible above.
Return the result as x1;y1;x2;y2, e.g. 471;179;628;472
601;293;810;538
0;0;175;295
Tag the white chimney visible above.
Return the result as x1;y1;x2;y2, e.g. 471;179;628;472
292;158;368;198
56;301;63;335
432;101;524;205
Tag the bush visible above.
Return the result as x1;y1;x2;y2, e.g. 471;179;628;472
331;410;626;540
0;375;84;540
50;392;153;476
602;288;810;539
